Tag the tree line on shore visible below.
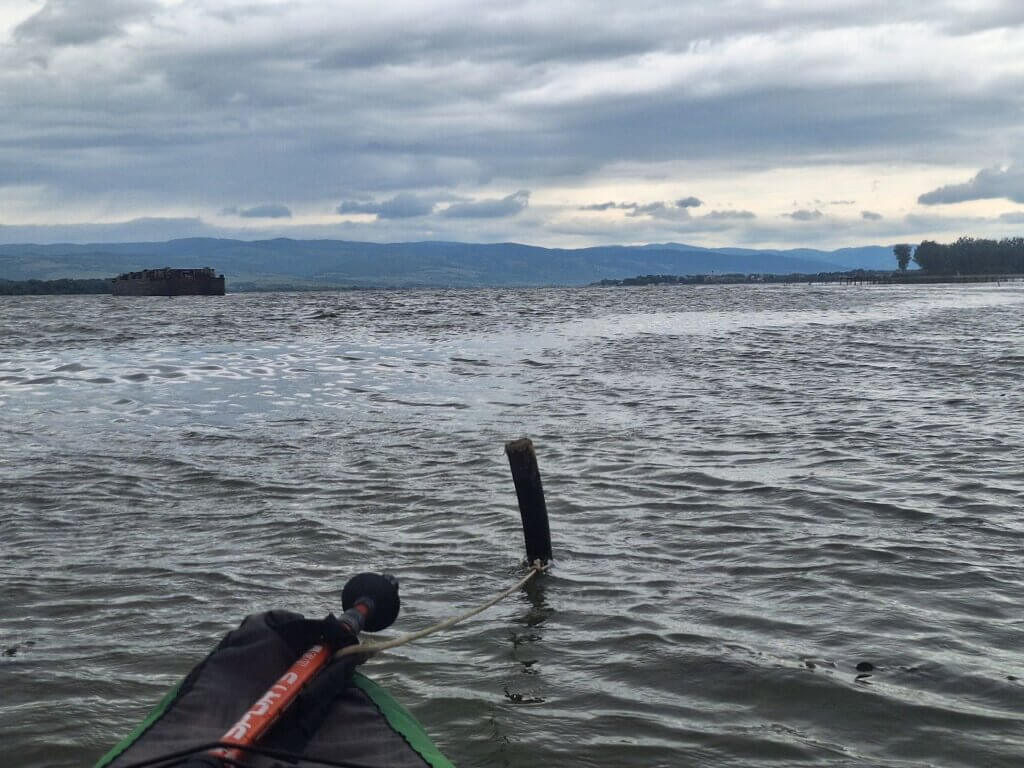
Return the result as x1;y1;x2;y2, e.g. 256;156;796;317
898;237;1024;274
0;278;111;295
596;273;831;286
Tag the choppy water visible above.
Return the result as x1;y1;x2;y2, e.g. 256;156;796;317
1;284;1023;768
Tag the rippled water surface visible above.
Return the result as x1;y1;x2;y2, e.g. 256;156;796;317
2;285;1023;767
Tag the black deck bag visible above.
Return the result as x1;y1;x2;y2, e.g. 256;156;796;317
94;611;453;768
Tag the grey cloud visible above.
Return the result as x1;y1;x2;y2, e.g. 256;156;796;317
234;204;292;219
939;5;1024;34
10;13;1013;203
551;207;760;239
918;165;1024;205
861;210;883;220
0;217;212;244
580;198;699;216
785;209;824;221
306;4;1024;74
902;212;980;229
4;3;1024;247
0;212;549;248
14;0;157;46
578;201;645;212
442;191;529;219
545;83;1019;181
313;19;668;73
998;211;1024;223
3;205;1014;252
627;202;667;217
337;193;436;219
337;201;378;215
704;210;756;220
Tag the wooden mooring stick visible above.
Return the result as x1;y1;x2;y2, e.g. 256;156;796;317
505;437;553;565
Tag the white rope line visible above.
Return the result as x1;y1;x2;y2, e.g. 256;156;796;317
336;561;549;659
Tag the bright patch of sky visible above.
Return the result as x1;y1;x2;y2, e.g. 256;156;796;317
1;0;1023;247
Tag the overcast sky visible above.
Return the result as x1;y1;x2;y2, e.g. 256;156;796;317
1;0;1023;248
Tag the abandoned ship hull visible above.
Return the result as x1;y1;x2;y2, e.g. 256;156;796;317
111;268;226;296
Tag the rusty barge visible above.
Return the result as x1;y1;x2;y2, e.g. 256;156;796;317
110;267;225;296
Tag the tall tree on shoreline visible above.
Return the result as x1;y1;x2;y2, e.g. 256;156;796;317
912;237;1024;274
893;244;912;271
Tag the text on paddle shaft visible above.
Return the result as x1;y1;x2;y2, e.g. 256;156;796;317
224;645;324;742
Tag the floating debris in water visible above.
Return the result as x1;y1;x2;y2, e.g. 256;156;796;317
855;661;874;672
2;640;36;658
503;685;545;704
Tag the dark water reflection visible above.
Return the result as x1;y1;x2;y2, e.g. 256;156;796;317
1;284;1022;767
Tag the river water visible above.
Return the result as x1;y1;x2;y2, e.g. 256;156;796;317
1;284;1022;767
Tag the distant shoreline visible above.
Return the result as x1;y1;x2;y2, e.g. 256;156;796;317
0;278;112;295
595;270;1024;287
5;271;1024;295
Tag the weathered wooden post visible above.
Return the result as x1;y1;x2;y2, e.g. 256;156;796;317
505;437;553;565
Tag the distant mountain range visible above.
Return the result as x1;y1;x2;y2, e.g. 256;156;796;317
0;238;897;289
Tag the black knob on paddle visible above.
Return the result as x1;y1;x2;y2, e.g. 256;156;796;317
342;573;400;632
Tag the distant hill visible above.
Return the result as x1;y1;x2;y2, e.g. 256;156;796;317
642;242;899;271
0;238;897;289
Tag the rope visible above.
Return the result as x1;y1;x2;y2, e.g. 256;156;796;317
336;560;549;660
115;564;551;768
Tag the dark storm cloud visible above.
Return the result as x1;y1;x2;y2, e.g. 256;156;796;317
861;210;883;220
442;191;530;218
918;165;1024;205
337;193;436;219
14;0;157;46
